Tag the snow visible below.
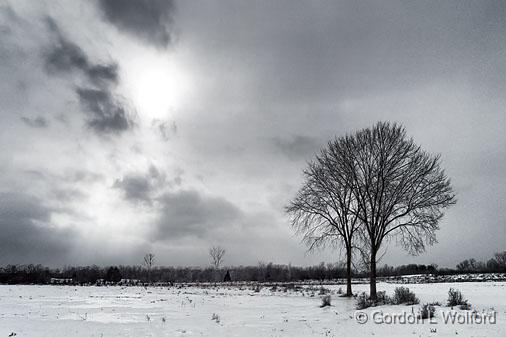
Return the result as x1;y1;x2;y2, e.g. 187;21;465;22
0;282;505;336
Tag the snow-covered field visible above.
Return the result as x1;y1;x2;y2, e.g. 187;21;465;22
0;282;504;336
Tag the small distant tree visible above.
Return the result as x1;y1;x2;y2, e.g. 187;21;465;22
143;253;155;283
209;246;226;269
486;258;500;272
456;258;477;273
494;251;506;271
105;266;122;283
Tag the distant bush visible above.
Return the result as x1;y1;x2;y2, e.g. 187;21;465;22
447;288;467;307
356;291;392;309
320;295;331;307
459;302;471;310
392;287;419;305
376;291;391;305
418;303;436;319
356;292;374;309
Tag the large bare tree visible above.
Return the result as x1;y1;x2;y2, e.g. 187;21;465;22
287;148;360;296
328;122;456;300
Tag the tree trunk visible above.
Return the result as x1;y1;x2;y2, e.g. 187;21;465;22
369;248;377;301
346;245;353;296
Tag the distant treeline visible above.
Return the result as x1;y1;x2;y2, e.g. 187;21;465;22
378;251;506;277
0;263;346;285
1;251;505;285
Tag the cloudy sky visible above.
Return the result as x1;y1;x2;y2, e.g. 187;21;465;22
1;0;505;268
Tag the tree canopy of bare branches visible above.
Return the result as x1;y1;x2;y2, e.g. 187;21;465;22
286;145;360;296
143;253;155;269
209;246;226;269
143;253;155;283
328;122;456;299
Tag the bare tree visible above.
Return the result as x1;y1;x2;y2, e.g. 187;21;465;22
286;147;360;296
143;253;155;283
493;251;506;271
456;258;477;272
328;122;456;300
209;246;226;269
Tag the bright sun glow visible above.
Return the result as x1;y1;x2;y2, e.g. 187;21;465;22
128;55;192;121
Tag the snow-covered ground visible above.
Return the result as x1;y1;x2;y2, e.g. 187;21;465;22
0;282;504;336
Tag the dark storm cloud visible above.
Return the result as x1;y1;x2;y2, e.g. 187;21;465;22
97;0;175;48
270;135;321;161
113;165;166;203
115;175;151;202
86;64;119;85
43;17;134;135
153;190;242;241
20;116;48;128
75;87;134;134
44;17;119;86
0;192;75;265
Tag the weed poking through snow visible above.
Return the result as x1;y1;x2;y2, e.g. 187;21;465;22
320;295;331;307
418;304;436;319
447;288;469;308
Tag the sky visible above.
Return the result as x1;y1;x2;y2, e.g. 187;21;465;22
0;0;505;268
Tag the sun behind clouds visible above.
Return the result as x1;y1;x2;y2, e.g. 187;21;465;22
125;52;193;122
